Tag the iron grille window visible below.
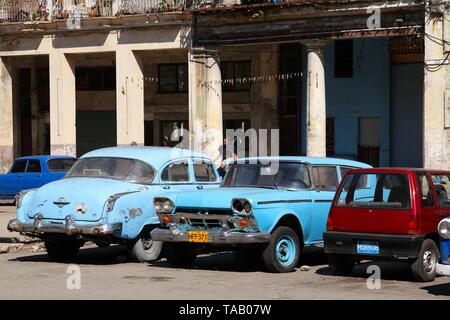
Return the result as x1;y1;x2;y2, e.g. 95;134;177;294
221;61;252;92
158;63;188;94
334;40;353;78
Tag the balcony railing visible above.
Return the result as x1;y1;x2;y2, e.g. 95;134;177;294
0;0;181;23
117;0;186;15
0;0;291;24
52;0;113;20
0;0;48;23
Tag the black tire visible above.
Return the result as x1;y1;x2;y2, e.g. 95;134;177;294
44;239;81;261
327;254;354;276
410;239;439;282
262;226;301;273
94;242;110;248
164;242;197;267
128;236;163;262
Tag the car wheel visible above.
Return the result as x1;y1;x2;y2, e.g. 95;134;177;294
164;242;197;267
44;239;81;261
327;254;354;276
94;242;110;248
262;226;300;273
411;239;439;282
128;236;163;262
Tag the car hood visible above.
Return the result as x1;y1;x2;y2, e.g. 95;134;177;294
27;177;146;222
168;187;304;209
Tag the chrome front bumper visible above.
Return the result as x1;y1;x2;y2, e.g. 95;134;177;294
151;228;271;244
7;215;122;237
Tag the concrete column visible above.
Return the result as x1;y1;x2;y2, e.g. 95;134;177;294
423;9;450;169
304;40;327;157
49;52;77;156
188;48;223;165
116;48;144;146
0;57;14;173
260;45;278;155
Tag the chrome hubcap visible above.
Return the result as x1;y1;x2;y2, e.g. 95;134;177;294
275;236;296;267
142;237;153;251
422;249;435;273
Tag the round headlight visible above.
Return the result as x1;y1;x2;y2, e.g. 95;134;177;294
163;200;173;212
243;201;252;215
154;200;163;213
438;219;450;239
232;199;244;214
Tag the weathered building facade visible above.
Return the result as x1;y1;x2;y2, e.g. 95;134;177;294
0;0;448;172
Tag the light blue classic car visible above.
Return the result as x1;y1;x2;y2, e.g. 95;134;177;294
0;156;76;201
151;156;371;272
7;147;220;262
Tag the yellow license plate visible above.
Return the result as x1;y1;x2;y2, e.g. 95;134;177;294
187;231;209;243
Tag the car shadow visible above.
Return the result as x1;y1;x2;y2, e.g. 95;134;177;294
0;203;15;211
148;245;328;273
421;282;450;296
149;252;264;273
11;244;130;266
315;260;417;282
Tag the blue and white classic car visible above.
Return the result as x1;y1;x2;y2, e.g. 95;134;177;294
437;218;450;276
7;147;220;262
0;156;76;201
151;156;371;272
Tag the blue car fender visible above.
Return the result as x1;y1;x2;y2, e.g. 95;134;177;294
16;190;37;222
107;189;161;240
253;204;312;243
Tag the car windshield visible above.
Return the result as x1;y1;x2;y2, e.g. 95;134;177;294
66;157;155;185
221;162;311;190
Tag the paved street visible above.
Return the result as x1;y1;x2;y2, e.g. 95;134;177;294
1;205;450;300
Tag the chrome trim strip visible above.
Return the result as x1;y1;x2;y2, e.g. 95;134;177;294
257;199;313;205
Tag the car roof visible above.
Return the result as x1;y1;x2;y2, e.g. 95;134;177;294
81;146;210;169
233;156;372;168
346;167;450;174
15;155;76;161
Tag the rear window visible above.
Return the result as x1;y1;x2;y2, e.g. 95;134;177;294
336;173;411;209
47;158;77;172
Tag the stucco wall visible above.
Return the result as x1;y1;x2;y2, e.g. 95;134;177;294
301;38;391;165
390;63;424;167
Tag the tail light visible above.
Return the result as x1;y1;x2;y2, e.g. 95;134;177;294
407;214;418;235
326;214;334;231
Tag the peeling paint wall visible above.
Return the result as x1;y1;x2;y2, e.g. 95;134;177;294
423;10;450;169
0;57;14;173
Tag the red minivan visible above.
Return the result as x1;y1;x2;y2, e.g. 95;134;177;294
324;168;450;282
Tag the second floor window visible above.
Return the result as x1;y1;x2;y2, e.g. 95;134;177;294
221;61;251;92
158;63;188;94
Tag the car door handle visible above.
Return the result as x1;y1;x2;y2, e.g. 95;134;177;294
163;186;170;190
197;185;204;190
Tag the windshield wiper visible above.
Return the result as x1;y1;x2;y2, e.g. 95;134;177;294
271;176;280;190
